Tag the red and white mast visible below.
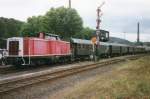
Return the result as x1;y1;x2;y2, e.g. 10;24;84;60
96;2;105;43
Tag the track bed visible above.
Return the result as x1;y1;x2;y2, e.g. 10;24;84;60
0;54;146;99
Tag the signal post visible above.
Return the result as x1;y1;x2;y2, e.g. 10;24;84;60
95;2;105;61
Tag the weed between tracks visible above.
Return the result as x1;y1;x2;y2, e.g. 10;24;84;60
55;56;150;99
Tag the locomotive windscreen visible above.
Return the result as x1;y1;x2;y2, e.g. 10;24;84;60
9;41;19;55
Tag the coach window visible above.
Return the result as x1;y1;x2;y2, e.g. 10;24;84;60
85;45;87;49
86;45;88;49
83;45;85;49
85;45;89;49
77;44;79;48
87;45;89;49
81;44;83;49
78;44;80;49
81;45;83;49
89;45;92;49
80;44;82;49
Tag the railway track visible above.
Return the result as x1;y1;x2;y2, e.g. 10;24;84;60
0;61;79;75
0;55;144;94
0;65;14;73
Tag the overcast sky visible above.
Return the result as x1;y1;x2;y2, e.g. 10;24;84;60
0;0;150;42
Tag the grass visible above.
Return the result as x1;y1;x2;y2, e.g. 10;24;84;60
63;56;150;99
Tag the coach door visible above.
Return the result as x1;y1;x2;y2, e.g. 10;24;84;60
109;45;112;56
9;41;19;55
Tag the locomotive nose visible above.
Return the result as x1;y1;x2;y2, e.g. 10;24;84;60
7;37;23;56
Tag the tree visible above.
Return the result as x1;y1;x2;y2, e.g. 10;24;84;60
43;7;83;38
74;27;94;40
21;16;44;36
21;7;83;39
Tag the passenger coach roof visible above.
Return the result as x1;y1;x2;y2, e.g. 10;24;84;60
71;38;110;45
108;43;129;47
71;38;132;47
71;38;92;45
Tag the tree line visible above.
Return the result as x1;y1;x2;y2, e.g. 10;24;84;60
0;7;94;47
0;17;23;38
0;17;24;48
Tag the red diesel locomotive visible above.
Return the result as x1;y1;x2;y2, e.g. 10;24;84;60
6;33;71;65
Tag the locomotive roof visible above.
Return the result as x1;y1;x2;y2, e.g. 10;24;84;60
45;33;59;37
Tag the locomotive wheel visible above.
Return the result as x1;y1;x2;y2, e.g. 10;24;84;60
13;58;24;67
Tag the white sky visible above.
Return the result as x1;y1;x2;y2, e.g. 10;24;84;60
0;0;150;42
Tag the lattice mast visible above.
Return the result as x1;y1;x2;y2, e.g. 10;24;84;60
96;2;105;43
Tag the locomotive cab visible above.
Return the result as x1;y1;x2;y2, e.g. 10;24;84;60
7;37;23;56
95;30;109;42
6;33;71;66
